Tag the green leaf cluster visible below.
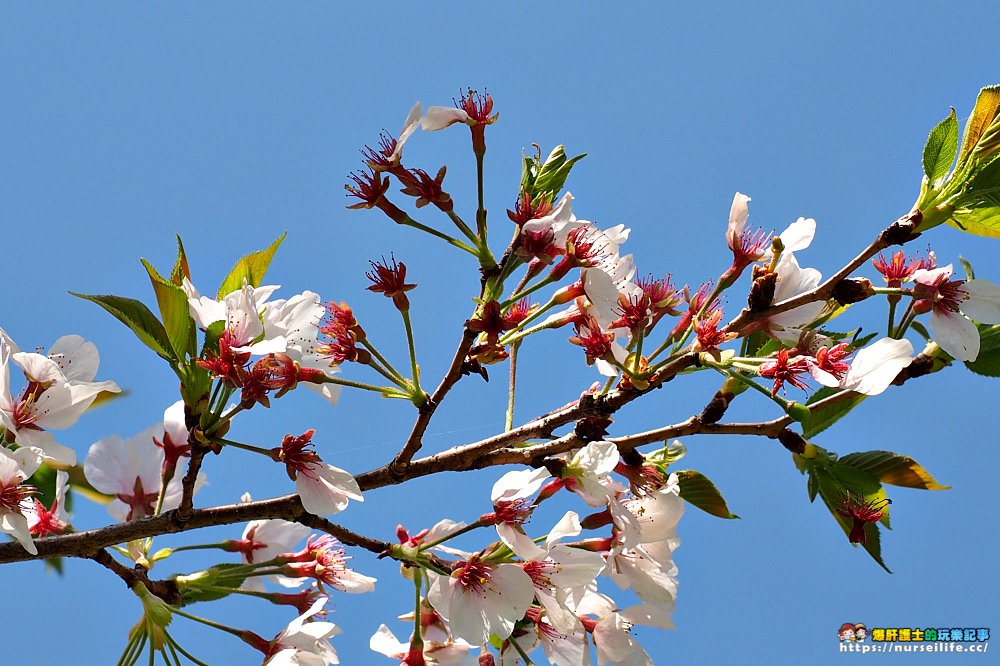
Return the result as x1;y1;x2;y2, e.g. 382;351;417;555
72;234;286;412
518;145;586;205
916;84;1000;236
794;444;947;571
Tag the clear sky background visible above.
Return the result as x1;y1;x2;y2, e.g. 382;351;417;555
2;3;999;665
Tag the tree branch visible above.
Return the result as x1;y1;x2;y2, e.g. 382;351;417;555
390;328;478;475
725;208;922;334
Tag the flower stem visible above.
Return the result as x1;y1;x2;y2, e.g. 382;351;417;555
401;214;478;254
505;341;520;431
400;310;426;406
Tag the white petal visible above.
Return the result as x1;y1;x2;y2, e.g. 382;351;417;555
47;335;100;382
421;106;470;131
776;217;816;254
727;192;751;246
491;467;551;503
962;279;1000;324
930;309;980;361
844;338;913;395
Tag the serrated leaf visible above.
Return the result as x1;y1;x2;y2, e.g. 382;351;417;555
958;84;1000;165
216;233;286;298
171;235;192;286
142;258;196;360
675;470;739;519
72;292;175;362
531;145;586;199
838;450;949;490
948;157;1000;237
922;108;959;183
802;387;866;439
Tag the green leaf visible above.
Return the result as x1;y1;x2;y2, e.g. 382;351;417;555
171;235;192;285
801;387;866;439
675;470;739;519
963;323;1000;375
645;440;687;467
947;157;1000;237
838;450;949;490
142;258;196;360
529;145;586;200
811;464;891;571
922;109;959;183
959;255;976;281
216;233;286;298
958;84;1000;164
72;292;175;362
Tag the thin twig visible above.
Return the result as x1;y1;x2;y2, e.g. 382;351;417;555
725;209;921;333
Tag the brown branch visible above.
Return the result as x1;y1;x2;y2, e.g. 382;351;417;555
91;549;182;604
176;443;208;524
390;328;478;475
0;495;386;565
0;350;918;567
296;514;391;554
725;208;922;334
363;352;700;487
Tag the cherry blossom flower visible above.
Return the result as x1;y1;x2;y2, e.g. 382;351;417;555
558;441;622;507
724;192;817;282
836;492;890;544
281;534;377;594
271;430;363;516
229;495;312;591
362;102;423;170
500;608;589;666
25;469;71;538
184;278;280;352
0;333;121;466
0;446;42;554
369;623;477;665
426;554;535;644
366;255;417;311
260;291;342;406
84;405;205;522
808;338;914;395
569;586;667;665
911;264;1000;361
521;527;606;635
758;349;811;396
422;90;497;131
764;253;826;331
484;467;551;560
263;597;341;666
872;249;935;286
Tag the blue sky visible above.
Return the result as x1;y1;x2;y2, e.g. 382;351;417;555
2;3;998;664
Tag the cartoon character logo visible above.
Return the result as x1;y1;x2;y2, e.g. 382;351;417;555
839;623;857;642
854;623;868;642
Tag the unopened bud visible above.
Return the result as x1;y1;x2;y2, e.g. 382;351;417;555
747;269;778;312
832;278;876;305
777;428;807;454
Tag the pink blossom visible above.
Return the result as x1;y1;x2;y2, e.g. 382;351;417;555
427;555;535;644
912;264;1000;361
0;333;120;466
0;446;42;554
